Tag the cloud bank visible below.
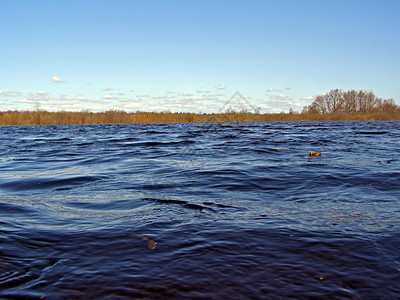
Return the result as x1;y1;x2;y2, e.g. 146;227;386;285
1;81;309;113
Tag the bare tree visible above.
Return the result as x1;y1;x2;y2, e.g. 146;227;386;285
303;89;399;114
343;90;357;113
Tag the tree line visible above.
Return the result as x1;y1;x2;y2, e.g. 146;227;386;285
302;89;399;114
1;89;399;125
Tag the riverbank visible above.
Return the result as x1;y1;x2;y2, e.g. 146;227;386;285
1;109;400;125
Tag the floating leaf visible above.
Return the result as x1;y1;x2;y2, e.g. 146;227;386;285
141;236;157;250
308;151;322;157
147;240;157;250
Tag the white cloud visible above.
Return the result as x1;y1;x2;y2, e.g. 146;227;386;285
260;92;305;112
16;99;34;103
51;76;63;83
181;95;211;101
119;98;138;103
136;94;149;98
288;101;301;107
20;91;51;102
196;90;211;94
152;96;169;100
17;98;50;104
121;102;146;109
259;104;273;109
301;96;313;100
80;98;109;104
44;102;83;111
267;88;283;93
269;94;293;101
0;90;21;97
60;95;74;100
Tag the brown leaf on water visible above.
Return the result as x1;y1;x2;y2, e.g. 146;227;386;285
141;236;157;249
147;240;157;250
308;151;322;157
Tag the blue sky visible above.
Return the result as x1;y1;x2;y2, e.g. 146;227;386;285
1;0;399;113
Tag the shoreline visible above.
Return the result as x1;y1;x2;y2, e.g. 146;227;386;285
1;110;400;126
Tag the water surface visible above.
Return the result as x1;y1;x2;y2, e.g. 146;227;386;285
0;121;399;299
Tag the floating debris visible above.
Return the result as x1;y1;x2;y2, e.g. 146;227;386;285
272;148;324;157
308;151;322;157
141;237;158;250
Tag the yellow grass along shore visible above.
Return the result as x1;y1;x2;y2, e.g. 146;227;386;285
1;109;400;126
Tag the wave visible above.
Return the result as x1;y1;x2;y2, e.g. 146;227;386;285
0;175;106;193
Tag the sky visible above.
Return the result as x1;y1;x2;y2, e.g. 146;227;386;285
1;0;399;113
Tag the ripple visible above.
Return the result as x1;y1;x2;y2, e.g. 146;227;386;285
0;121;399;298
0;175;107;192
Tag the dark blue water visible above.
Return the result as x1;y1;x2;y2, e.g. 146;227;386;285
0;121;399;299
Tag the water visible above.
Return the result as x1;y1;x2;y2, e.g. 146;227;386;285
0;121;399;299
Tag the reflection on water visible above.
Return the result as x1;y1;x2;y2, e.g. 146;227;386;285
0;121;399;298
